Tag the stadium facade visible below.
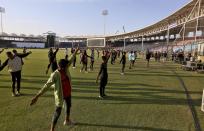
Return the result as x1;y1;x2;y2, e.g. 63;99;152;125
0;0;204;59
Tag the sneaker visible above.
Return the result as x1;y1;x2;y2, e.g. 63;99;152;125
16;91;21;96
121;73;124;75
80;70;82;73
98;95;104;99
73;67;76;69
12;92;16;97
63;120;75;126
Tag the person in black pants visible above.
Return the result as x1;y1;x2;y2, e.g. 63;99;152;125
46;48;59;74
146;51;151;67
90;49;95;71
120;52;126;75
1;51;32;96
111;50;116;65
96;52;110;98
80;50;91;73
71;48;77;68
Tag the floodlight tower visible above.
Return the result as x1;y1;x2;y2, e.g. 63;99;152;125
0;7;5;34
102;10;108;36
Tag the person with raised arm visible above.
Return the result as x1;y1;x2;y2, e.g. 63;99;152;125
96;52;111;98
46;48;59;74
1;51;32;96
30;48;79;131
80;50;91;73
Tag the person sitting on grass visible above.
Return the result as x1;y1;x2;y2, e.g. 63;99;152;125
96;52;111;98
120;51;126;75
30;48;79;131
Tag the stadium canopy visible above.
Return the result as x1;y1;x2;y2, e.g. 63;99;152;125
106;0;204;41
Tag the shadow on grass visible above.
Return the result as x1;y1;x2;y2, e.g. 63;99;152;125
72;81;162;88
109;72;204;78
0;85;47;91
0;79;47;84
20;93;53;98
0;74;8;76
76;122;179;131
72;88;200;97
72;95;201;106
171;70;202;131
73;81;200;95
0;80;200;97
23;75;49;78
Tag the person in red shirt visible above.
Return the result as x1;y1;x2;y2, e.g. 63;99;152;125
52;59;74;130
59;67;71;98
30;48;79;131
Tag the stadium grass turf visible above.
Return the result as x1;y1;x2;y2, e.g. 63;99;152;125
0;49;204;131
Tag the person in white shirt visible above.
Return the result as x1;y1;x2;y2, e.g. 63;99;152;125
4;51;32;96
128;51;135;69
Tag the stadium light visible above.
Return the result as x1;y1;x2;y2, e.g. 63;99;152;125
102;10;108;36
124;36;129;50
0;7;5;35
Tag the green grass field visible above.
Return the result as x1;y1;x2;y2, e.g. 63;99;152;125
0;49;204;131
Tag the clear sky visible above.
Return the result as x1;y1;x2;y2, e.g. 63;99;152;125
0;0;190;36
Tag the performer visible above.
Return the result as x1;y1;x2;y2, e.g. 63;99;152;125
132;51;137;67
71;48;77;68
128;51;135;69
30;48;79;131
1;51;32;96
146;50;151;67
46;48;59;74
90;49;95;71
80;50;91;73
97;49;100;59
96;52;111;98
120;52;126;75
65;48;68;60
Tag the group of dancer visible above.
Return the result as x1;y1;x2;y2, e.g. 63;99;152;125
0;47;141;131
30;47;112;131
